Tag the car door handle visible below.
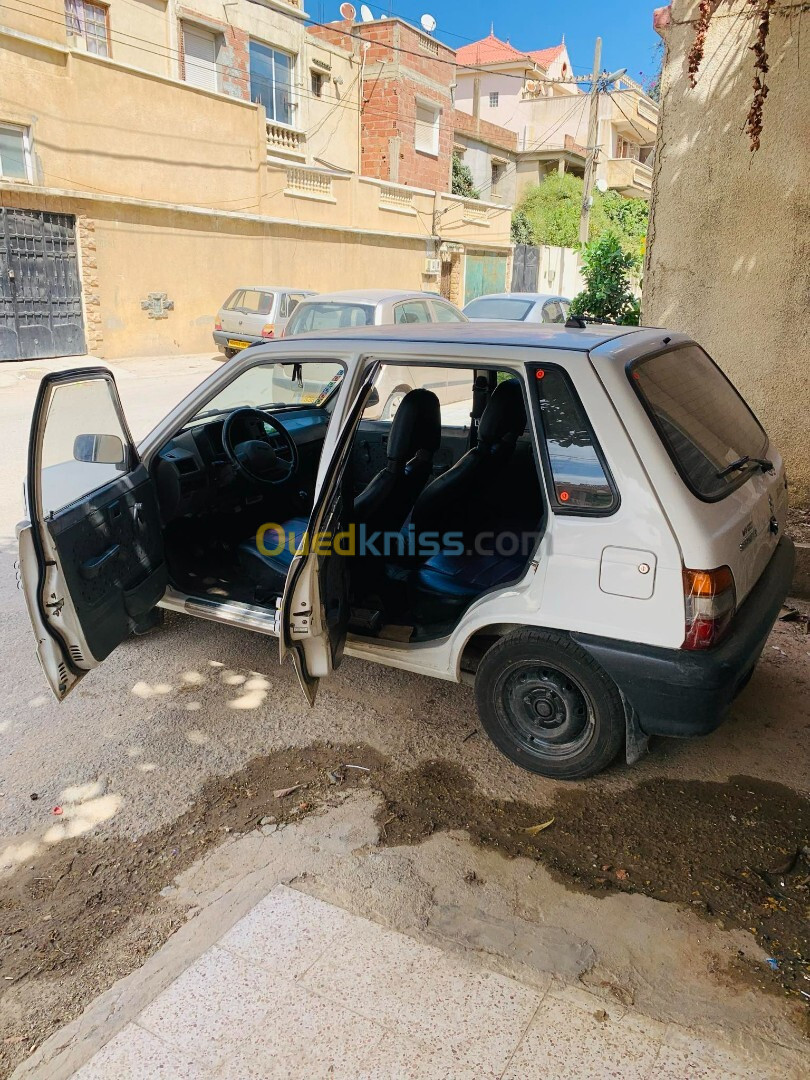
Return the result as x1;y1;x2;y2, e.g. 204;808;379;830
81;544;121;578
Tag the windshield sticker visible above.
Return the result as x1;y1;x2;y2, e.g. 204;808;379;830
315;369;345;406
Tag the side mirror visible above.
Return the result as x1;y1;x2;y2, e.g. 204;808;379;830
74;434;127;468
364;388;380;409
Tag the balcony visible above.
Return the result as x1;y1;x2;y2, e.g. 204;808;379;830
284;166;336;202
266;121;306;162
604;157;654;200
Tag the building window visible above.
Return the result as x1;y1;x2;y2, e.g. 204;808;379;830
250;42;295;126
182;25;220;93
490;160;505;198
489;91;499;108
65;0;110;58
0;124;31;182
311;71;324;98
415;101;440;157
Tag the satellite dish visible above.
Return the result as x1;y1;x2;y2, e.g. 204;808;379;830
359;4;374;21
420;13;437;33
339;2;356;19
595;178;608;194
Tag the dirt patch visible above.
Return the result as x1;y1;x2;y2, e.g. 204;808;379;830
1;745;808;1074
787;506;810;546
376;762;810;1011
0;744;382;1076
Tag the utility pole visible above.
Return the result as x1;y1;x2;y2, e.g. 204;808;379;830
579;36;602;246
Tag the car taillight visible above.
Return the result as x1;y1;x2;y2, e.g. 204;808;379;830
261;324;275;339
682;565;736;649
214;319;222;331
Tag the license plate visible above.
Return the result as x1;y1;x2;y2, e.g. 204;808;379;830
227;339;249;349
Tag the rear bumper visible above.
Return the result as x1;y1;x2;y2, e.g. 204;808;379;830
212;331;261;351
572;537;795;738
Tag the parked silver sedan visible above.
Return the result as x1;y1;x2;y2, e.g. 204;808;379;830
214;285;315;358
463;292;571;324
283;289;469;417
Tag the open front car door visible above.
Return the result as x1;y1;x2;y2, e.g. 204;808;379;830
17;368;167;700
280;360;381;704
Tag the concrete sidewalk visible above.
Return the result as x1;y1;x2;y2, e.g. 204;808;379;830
16;885;801;1080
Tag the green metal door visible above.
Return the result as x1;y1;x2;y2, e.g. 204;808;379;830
464;250;508;305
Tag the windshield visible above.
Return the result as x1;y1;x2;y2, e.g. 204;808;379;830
630;345;768;500
464;297;534;321
286;302;375;335
186;361;345;423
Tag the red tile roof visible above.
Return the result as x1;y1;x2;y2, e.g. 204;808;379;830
456;32;564;70
527;44;566;68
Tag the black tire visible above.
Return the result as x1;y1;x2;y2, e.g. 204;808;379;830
223;348;237;360
475;629;625;780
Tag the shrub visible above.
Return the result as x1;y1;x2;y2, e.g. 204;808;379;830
570;233;641;324
451;153;479;199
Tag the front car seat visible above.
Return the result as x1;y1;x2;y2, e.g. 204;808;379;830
353;387;441;536
410;377;526;542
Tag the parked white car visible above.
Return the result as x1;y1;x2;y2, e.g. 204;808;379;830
284;289;469;419
19;322;793;779
213;285;315;358
463;292;571;323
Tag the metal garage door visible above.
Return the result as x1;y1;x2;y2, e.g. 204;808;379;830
464;250;508;305
0;209;86;361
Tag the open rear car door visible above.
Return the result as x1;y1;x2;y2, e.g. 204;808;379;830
17;368;166;700
280;360;381;704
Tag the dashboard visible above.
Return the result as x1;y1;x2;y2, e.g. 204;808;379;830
154;405;331;521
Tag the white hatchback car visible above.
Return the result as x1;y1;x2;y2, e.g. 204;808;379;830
18;323;793;779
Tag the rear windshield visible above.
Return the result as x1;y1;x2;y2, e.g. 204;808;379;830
286;302;375;335
222;290;274;314
464;297;534;321
630;345;768;500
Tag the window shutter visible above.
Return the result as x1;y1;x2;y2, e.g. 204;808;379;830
415;104;437;155
183;26;218;92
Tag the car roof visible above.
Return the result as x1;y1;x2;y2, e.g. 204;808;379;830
465;292;569;304
293;289;445;305
226;285;314;293
285;320;645;351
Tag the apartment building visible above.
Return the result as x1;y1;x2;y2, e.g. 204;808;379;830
0;4;510;359
455;31;659;201
310;17;514;306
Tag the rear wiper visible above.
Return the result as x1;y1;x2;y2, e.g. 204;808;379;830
716;455;773;479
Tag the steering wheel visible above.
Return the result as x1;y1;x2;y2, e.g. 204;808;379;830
221;407;299;488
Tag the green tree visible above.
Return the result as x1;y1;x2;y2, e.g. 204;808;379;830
451;153;479;199
570;233;641;324
510;208;532;244
517;173;648;257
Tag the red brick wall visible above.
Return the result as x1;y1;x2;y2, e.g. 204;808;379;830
178;9;250;101
310;19;455;190
451;108;518;153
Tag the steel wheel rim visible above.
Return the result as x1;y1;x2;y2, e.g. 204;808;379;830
496;660;596;760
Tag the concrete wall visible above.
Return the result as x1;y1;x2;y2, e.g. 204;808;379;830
644;0;810;504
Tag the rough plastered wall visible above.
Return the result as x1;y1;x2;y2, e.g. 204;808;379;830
644;1;810;504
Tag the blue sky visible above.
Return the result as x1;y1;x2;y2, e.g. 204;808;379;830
313;1;661;85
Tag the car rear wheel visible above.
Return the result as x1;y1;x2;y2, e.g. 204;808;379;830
475;629;625;780
223;348;237;360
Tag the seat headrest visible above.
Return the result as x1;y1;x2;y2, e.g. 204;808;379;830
387;387;442;462
478;378;526;446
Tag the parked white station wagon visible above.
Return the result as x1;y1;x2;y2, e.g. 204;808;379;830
18;323;793;779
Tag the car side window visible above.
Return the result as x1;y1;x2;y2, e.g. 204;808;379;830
532;366;617;512
394;301;431;324
541;300;564;324
431;301;464;323
283;294;306;318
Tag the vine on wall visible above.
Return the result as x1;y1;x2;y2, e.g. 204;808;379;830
686;0;777;151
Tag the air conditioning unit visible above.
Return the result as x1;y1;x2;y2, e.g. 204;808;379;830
424;257;441;276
